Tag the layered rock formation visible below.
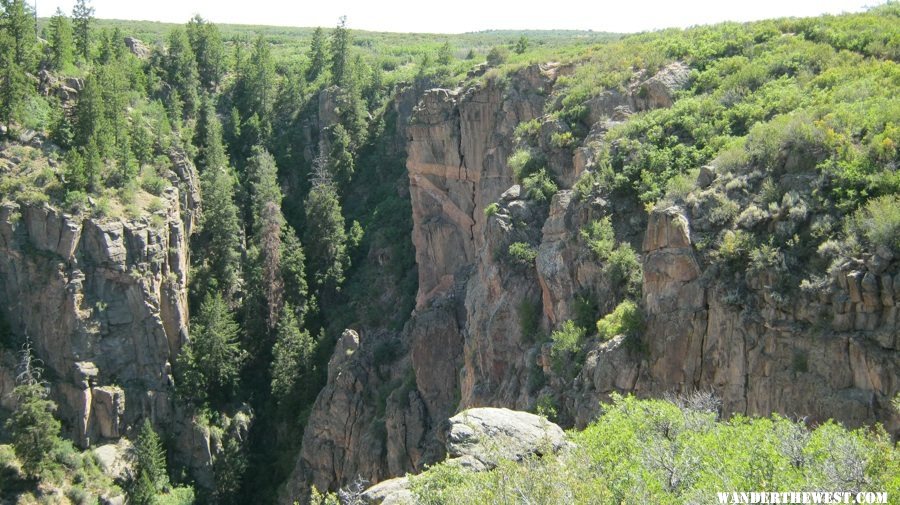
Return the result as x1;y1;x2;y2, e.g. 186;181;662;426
0;150;197;448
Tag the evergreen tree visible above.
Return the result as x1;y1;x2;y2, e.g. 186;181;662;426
74;70;108;151
329;16;349;87
5;340;62;478
197;114;242;299
179;292;246;406
248;146;284;331
515;35;529;54
306;27;328;82
244;36;276;140
0;47;28;135
0;0;36;135
187;15;225;91
270;303;314;404
213;435;247;505
47;8;74;71
74;63;131;180
129;418;169;504
280;225;309;320
72;0;94;61
194;94;220;171
0;0;37;69
164;27;200;118
304;153;349;292
437;42;453;65
328;123;355;186
96;27;127;65
131;111;153;168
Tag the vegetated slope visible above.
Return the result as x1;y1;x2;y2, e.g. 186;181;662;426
0;1;898;504
285;3;900;502
406;395;900;504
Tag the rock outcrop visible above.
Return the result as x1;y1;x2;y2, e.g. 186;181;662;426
407;64;561;310
124;37;150;59
440;407;567;468
285;61;899;503
0;151;198;449
359;407;569;505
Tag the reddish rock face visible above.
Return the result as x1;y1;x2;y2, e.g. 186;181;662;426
283;62;900;503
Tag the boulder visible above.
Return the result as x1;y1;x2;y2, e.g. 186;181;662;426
440;408;567;468
361;477;414;505
93;439;133;481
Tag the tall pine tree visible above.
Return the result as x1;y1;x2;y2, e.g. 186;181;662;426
179;292;246;406
5;340;62;478
304;151;349;294
1;0;36;69
248;146;284;332
306;27;327;82
196;107;242;301
329;16;349;87
129;418;170;504
187;15;225;91
163;27;200;118
72;0;93;61
47;8;74;71
270;303;314;405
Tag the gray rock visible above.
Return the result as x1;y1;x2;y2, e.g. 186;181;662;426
124;37;150;59
361;477;414;505
501;185;522;201
93;439;133;481
440;407;567;468
697;165;716;189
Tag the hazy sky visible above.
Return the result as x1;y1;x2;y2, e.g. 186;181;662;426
35;0;879;33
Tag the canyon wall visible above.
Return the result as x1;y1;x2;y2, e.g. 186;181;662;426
0;148;202;462
283;62;899;502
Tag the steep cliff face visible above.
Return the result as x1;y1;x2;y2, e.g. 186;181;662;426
285;61;899;501
609;207;895;428
0;150;197;448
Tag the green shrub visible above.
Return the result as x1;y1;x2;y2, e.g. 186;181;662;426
484;202;499;217
847;194;900;254
522;169;557;202
581;217;615;260
606;244;642;297
715;229;755;266
572;169;602;200
486;46;508;66
22;95;53;132
157;487;196;505
535;394;558;421
373;338;403;366
63;190;90;214
141;171;168;196
147;197;166;214
508;242;538;266
661;168;699;204
550;320;586;355
514;119;541;144
507;148;544;182
746;111;826;172
550;131;575;149
596;300;642;341
573;294;599;331
708;193;741;225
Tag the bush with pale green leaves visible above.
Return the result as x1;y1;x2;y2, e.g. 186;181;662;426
410;395;900;504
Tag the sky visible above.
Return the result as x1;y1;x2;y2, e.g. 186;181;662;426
34;0;880;34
